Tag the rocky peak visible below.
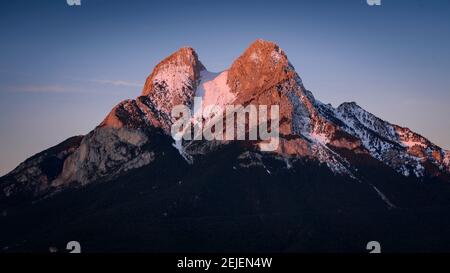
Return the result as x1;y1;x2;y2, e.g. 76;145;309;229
142;47;205;96
140;47;206;124
227;39;300;99
72;41;450;181
100;47;206;131
338;101;359;110
3;39;450;207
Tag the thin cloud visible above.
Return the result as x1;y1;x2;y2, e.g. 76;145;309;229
91;79;143;87
1;78;143;93
4;84;81;93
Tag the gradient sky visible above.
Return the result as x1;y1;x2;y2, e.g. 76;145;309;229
1;0;450;176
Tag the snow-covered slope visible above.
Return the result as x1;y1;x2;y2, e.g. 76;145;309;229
1;39;449;202
196;70;236;116
334;102;449;178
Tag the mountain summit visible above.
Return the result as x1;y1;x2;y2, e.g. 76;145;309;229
1;40;450;252
228;39;295;96
2;38;449;201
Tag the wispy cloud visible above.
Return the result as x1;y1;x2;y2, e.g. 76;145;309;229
1;78;144;93
4;84;81;93
91;79;143;87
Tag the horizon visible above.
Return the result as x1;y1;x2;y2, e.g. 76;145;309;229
1;0;450;176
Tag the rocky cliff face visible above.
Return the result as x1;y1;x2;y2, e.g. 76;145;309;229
335;101;450;178
141;47;205;127
0;136;82;204
1;39;449;206
2;39;450;253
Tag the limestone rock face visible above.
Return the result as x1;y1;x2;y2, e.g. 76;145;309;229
142;47;205;122
102;47;206;133
1;39;450;204
228;39;298;99
0;136;83;200
3;40;450;254
54;127;155;187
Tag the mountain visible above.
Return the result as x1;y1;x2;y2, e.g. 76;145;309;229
1;39;450;252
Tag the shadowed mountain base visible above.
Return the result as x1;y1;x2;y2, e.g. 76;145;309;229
2;142;450;253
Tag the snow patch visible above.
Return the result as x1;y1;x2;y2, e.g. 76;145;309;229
309;132;329;144
401;140;427;149
371;184;396;209
191;70;236;132
198;70;236;113
152;63;193;97
250;52;260;63
335;103;429;178
172;140;193;164
271;50;282;63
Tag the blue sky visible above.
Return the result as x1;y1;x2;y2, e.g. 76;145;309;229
1;0;450;175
